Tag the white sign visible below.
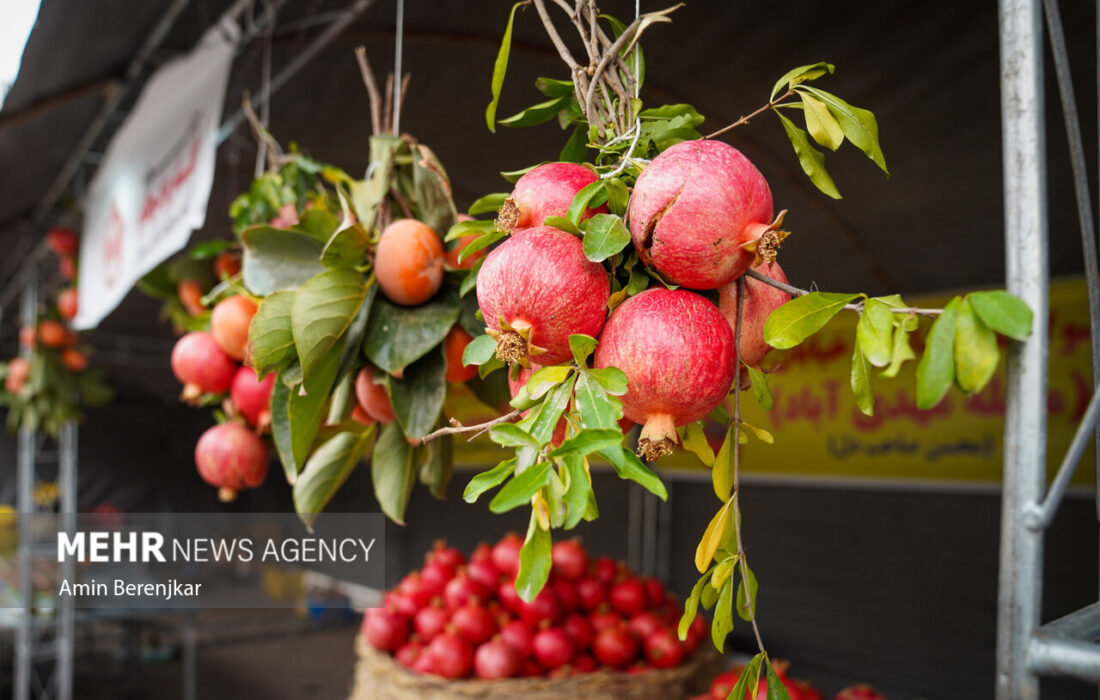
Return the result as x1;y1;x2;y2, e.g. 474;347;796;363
74;19;238;329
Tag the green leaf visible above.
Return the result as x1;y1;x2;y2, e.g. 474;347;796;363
535;76;574;97
882;317;916;379
457;230;506;264
574;372;623;430
712;423;735;501
294;427;374;528
559;125;588;163
856;298;895;367
801;92;844;151
334;283;377;385
745;365;773;410
968;290;1033;341
954;298;1000;394
372;422;417;524
604;177;629;216
499;96;570;128
363;293;462;375
241;226;326;295
765;658;794;700
580;213;631;262
320;224;369;268
567;181;606;226
287;348;343;469
489;423;539;448
386;348;448;440
569;334;598;366
464;457;517;503
916;297;961;409
490;462;551;513
462;334;498;366
549;429;623;459
770;62;835;100
711;578;734;651
249;291;297;376
742;422;774;444
418;434;452;500
468;193;510;216
410;142;458;234
515;511;552;602
678;571;711;640
775;110;841;199
799;86;888;174
522;377;575;444
543;215;581;236
711;556;737;591
291;269;367;383
585;367;628;395
680;421;715;467
292;209;340;241
695;500;732;572
459;258;484;297
735;562;759;621
764;292;860;349
563;454;592;529
269;377;298;483
486;2;524;132
730;654;765;700
851;339;874;416
526;365;573;399
601;446;666;499
189;239;234;260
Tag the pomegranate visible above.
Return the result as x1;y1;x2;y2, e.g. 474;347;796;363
178;280;205;316
521;659;543;677
392;574;434;617
589;609;623;634
452;601;497;645
171;332;237;400
420;560;455;595
466;557;500;590
796;680;825;700
517;587;561;627
4;357;30;395
18;325;35;349
644;627;684;669
496;162;607;232
562;612;594;649
194;422;268;502
592;555;618;583
210;295;257;361
425;631;473;679
532;627;575;669
412;651;435;675
62;348;88;373
608;578;648;616
214;250;242;279
551;539;588;580
354;366;396;423
592;624;638;669
57;288;78;320
497;579;523;612
718;260;792;367
594;288;735;460
443;572;489;609
685;614;707;653
362;607;409;652
230;366;274;427
414;602;450;641
551;579;579;612
574;653;598;673
576;577;606;611
491;533;524;578
499;619;534;658
38;320;68;348
58;255;76;281
477;226;609;366
642;576;667;607
48;228;79;257
628;611;664;640
710;670;739;699
394;639;423;668
835;685;887;700
627;139;786;289
474;637;522;679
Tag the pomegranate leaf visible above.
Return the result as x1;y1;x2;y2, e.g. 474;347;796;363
467;193;509;217
712;423;735;500
678;569;712;640
729;653;765;700
574;372;623;430
735;562;759;622
363;293;462;375
535;76;574;98
293;427;375;529
292;209;340;241
604;177;630;216
695;499;733;573
457;230;506;263
856;299;895;367
968;290;1033;341
520;376;574;444
516;511;552;602
953;298;1000;395
741;422;774;444
710;555;737;591
489;424;539;449
490;462;551;514
418;435;452;500
463;456;517;503
700;581;720;610
764;292;860;349
560;125;588;163
800;93;844;151
334;284;378;385
798;86;888;175
568;333;598;365
567;181;606;226
916;297;961;409
770;62;835;101
526;365;573;399
499;96;571;128
581;214;631;263
269;379;298;482
462;334;497;368
458;257;484;298
585;367;629;395
384;348;448;440
485;2;525;133
600;447;667;500
371;422;417;524
411;142;459;235
745;365;773;410
711;578;734;651
775;111;841;200
188;239;234;260
282;347;343;471
543;215;582;236
850;340;874;416
680;421;715;468
765;658;793;700
562;454;593;529
549;429;623;459
882;318;917;379
320;224;370;269
249;291;296;376
241;226;325;296
501;163;539;184
291;269;368;386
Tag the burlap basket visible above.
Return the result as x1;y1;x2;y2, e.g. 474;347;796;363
350;637;722;700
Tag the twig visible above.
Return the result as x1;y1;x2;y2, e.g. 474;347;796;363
421;410;523;443
354;46;383;135
731;276;766;654
241;93;283;171
532;0;581;70
382;73;394;134
705;88;796;140
396;72;412;134
743;269;944;317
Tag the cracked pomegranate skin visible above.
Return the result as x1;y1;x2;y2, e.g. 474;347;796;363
627;139;773;290
476;226;610;365
594;288;735;429
508;162;608;229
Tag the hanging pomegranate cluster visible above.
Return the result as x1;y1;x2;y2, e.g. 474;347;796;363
363;537;706;680
694;660;885;700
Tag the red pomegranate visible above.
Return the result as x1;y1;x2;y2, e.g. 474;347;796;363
47;228;79;257
608;578;648;616
425;631;473;679
443;572;490;609
644;627;684;669
477;226;609;367
210;295;257;361
594;288;735;460
452;601;497;645
362;607;409;652
592;624;638;669
394;639;423;668
627;139;785;289
499;619;534;658
532;627;575;669
491;533;524;578
517;587;561;627
414;602;450;641
466;557;500;590
4;357;30;395
718;260;792;367
796;680;825;700
835;685;887;700
354;366;396;423
57;288;78;320
172;332;237;400
551;539;588;580
230;366;274;427
496;162;607;232
474;637;522;679
194;422;268;501
575;577;606;611
562;612;594;649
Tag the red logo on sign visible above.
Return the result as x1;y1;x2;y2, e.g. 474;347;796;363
103;202;124;289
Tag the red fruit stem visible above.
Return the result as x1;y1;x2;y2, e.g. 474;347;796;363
742;269;943;317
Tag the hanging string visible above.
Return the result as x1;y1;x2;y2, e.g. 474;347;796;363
254;0;275;177
391;0;404;135
602;0;643;179
633;0;640;99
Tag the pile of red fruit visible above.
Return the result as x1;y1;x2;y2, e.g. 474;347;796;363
362;536;708;681
695;662;887;700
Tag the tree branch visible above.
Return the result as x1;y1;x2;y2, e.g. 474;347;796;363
743;268;944;317
705;89;796;140
421;409;523;443
354;46;382;135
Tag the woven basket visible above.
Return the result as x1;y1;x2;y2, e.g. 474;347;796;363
350;637;722;700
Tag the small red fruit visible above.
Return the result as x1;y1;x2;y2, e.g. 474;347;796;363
58;255;76;281
194;422;268;502
576;577;606;611
354;366;396;423
61;348;88;373
425;631;473;679
497;579;523;613
591;556;618;583
717;260;792;368
573;654;597;673
47;228;79;257
491;533;524;578
444;326;477;382
350;405;375;425
4;357;30;395
178;280;205;316
551;579;579;612
414;602;450;641
644;627;684;669
214;250;242;279
835;685;887;700
362;607;409;652
420;561;455;596
710;670;739;699
374;219;445;306
562;612;594;650
592;624;638;669
551;539;588;580
426;540;467;569
171;332;237;399
394;639;423;668
517;588;562;627
452;602;497;645
608;578;648;617
532;627;575;669
38;320;68;348
499;619;534;658
443;572;489;610
628;611;663;640
473;637;522;679
57;288;78;320
642;576;666;608
230;366;274;427
497;162;607;232
589;609;623;634
18;325;36;349
466;557;500;590
210;295;257;361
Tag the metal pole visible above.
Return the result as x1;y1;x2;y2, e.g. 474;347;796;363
14;266;37;700
56;421;78;700
996;0;1049;697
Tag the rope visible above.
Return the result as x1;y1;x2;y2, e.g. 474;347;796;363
391;0;404;135
255;0;275;177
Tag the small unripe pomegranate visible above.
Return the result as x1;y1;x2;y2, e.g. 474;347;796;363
4;357;30;395
628;139;785;289
178;280;205;316
38;320;68;348
477;226;609;366
718;260;792;367
496;162;607;232
171;331;237;400
47;228;79;257
354;366;395;423
594;288;735;460
57;288;78;320
194;422;268;501
211;295;257;361
61;348;88;373
374;219;444;306
230;365;274;427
